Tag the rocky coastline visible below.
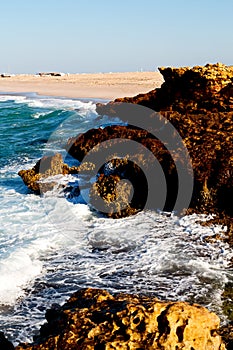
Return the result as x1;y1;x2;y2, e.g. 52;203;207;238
14;63;233;349
95;63;233;227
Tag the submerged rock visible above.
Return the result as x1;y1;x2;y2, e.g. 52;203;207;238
15;288;226;350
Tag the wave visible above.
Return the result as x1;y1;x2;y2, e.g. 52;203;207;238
0;93;96;112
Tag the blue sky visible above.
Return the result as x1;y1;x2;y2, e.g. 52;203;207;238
1;0;233;73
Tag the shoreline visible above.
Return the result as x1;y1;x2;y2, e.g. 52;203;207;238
0;72;163;100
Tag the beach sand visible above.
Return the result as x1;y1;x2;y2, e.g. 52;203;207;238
0;72;163;100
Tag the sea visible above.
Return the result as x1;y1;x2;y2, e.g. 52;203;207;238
0;93;232;345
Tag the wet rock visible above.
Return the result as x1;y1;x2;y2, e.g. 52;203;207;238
94;63;232;229
218;323;233;350
222;283;233;322
15;288;226;350
18;153;79;194
19;63;233;224
89;158;149;218
66;124;182;216
66;110;232;218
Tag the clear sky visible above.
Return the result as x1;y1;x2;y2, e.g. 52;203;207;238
1;0;233;73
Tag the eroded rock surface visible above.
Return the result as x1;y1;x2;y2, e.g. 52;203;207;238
66;124;185;217
94;63;233;222
18;153;81;194
15;288;225;350
96;63;233;114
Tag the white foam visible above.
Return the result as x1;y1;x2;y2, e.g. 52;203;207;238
0;94;96;113
0;95;27;103
23;96;96;112
0;249;42;305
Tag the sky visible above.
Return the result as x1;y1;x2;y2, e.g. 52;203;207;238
0;0;233;74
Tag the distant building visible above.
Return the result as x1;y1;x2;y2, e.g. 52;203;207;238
37;72;65;77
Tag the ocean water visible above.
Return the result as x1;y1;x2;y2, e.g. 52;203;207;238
0;93;232;345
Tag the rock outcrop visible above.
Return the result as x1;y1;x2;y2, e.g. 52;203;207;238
18;64;233;222
96;63;233;115
93;63;233;220
15;288;226;350
18;153;85;194
66;124;184;217
219;323;233;350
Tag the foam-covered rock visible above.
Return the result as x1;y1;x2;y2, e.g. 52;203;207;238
18;153;80;194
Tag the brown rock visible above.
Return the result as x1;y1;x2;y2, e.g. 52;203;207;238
66;125;182;216
15;288;226;350
94;63;233;230
218;323;233;349
18;153;79;194
96;63;233;115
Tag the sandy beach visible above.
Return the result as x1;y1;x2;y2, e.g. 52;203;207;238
0;72;163;100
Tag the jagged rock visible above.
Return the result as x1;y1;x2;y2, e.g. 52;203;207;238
89;158;150;218
19;64;233;217
96;63;233;115
15;288;226;350
66;125;183;216
222;283;233;322
18;153;79;194
37;72;64;77
93;63;232;228
66;110;233;218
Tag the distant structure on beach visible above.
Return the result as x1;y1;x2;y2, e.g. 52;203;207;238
0;73;15;78
37;72;65;77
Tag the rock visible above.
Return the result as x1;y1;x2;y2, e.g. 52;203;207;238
15;288;226;350
66;110;232;217
94;63;232;228
0;332;15;349
89;158;150;218
222;283;233;322
96;63;233;115
19;63;233;223
218;323;233;350
18;153;79;194
66;125;182;217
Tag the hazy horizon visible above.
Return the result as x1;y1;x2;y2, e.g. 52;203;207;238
1;0;233;74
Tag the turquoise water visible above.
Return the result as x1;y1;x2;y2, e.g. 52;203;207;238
0;93;232;345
